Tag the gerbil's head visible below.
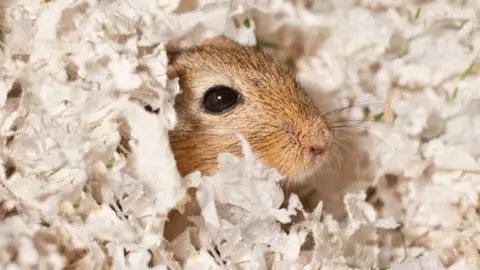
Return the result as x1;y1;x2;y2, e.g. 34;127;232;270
166;37;332;182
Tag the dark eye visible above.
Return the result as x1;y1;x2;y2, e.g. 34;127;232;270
202;85;241;114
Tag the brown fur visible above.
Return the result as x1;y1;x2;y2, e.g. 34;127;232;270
164;37;333;241
167;37;332;179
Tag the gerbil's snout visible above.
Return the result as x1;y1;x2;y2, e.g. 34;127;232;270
277;112;332;180
305;117;332;167
308;138;328;156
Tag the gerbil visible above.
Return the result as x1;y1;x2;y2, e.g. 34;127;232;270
167;37;332;179
163;36;334;241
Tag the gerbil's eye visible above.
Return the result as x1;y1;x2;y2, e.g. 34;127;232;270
202;85;241;114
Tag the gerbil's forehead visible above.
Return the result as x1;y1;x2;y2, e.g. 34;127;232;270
177;46;303;100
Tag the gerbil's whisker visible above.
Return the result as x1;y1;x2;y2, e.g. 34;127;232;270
328;119;393;126
279;177;289;189
335;154;342;170
333;136;355;146
330;124;381;129
330;124;389;134
331;139;351;157
322;101;385;118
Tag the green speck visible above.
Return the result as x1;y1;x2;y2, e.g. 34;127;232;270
116;144;130;157
460;62;475;80
243;17;251;28
255;38;279;52
363;107;371;119
106;156;116;168
453;62;475;98
453;87;459;98
40;220;50;227
374;112;384;122
399;44;409;57
415;8;421;19
255;38;264;52
106;160;114;168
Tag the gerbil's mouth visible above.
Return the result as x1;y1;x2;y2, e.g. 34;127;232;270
284;152;331;184
284;166;321;184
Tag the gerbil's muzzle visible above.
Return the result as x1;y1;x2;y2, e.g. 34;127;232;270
306;117;332;163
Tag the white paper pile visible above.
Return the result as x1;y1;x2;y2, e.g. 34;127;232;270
1;0;480;269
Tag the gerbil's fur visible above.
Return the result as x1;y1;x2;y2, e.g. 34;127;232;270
164;37;334;241
167;37;332;180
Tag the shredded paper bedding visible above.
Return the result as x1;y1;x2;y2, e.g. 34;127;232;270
1;0;480;269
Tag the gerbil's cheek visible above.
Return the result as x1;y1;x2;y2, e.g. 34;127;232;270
168;120;244;177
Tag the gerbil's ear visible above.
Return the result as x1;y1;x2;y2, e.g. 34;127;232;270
166;44;182;63
165;45;184;79
201;36;239;49
167;64;182;80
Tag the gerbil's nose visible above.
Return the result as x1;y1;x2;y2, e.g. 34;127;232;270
308;139;327;156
